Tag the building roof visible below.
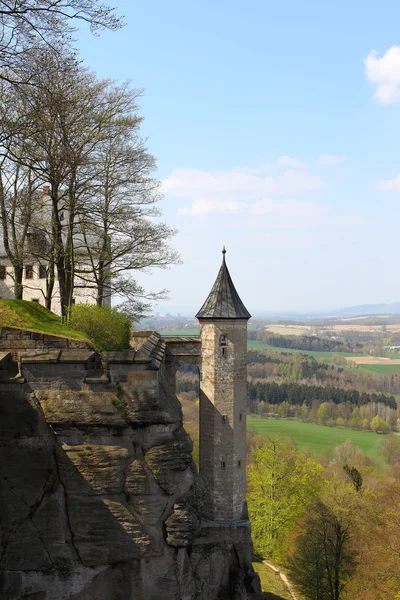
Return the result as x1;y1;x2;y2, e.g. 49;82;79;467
196;248;251;320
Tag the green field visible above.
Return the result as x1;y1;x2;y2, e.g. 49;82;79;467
354;363;400;374
161;328;200;336
248;417;383;460
247;339;363;359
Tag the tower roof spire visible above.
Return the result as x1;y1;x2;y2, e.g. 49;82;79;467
196;248;251;320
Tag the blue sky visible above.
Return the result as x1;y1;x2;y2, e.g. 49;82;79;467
77;0;400;314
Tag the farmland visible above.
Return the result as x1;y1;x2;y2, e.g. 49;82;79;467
160;328;199;336
247;338;363;359
247;417;383;460
352;364;400;375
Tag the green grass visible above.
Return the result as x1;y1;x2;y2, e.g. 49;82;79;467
354;363;400;374
252;560;292;600
161;328;200;336
0;299;91;343
247;339;364;359
248;417;383;460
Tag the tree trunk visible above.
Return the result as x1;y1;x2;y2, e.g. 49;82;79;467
45;261;55;311
13;264;23;299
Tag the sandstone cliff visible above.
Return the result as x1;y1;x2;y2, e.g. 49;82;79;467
0;333;262;600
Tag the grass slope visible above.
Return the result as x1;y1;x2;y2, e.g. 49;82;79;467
252;560;292;600
0;299;91;342
248;417;382;460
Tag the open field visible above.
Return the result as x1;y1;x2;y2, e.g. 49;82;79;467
352;364;400;374
346;355;400;365
160;328;200;336
265;324;313;336
247;417;383;460
331;323;400;332
345;355;400;374
247;339;363;359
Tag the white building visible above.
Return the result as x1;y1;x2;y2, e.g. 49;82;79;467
0;187;110;315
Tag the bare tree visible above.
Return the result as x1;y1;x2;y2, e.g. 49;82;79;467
0;0;123;84
76;103;180;311
0;47;179;318
0;155;43;298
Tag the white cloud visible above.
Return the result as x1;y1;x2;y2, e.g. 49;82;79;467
250;197;326;218
178;195;362;228
317;154;347;166
277;155;307;169
365;47;400;104
163;167;324;202
377;176;400;191
164;163;361;229
178;199;245;216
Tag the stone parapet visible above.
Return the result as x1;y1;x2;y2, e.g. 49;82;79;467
0;327;92;358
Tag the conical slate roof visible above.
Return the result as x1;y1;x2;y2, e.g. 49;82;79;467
196;248;251;320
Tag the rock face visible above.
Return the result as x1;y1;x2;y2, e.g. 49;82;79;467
0;335;262;600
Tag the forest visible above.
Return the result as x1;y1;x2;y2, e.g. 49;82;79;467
178;337;400;599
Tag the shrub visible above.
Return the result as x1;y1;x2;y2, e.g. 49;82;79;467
68;304;131;352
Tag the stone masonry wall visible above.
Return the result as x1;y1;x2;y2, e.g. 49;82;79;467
0;335;262;600
0;327;91;358
199;319;248;522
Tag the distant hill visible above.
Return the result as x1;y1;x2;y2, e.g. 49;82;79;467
251;302;400;320
335;303;400;317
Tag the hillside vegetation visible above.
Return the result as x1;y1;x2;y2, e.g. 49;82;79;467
0;299;91;342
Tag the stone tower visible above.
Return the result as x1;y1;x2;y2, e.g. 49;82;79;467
196;248;251;521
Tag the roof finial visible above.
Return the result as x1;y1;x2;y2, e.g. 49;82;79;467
222;245;226;263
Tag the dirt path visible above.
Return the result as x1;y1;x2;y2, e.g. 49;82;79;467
262;560;298;600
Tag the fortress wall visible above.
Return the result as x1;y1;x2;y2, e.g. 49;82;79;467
0;330;262;600
0;327;91;358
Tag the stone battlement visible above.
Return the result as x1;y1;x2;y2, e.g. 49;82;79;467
0;315;262;599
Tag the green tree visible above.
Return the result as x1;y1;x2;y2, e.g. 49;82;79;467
68;304;131;352
362;418;370;430
371;415;389;433
343;464;363;492
318;402;329;424
288;481;363;600
247;436;325;560
377;433;400;465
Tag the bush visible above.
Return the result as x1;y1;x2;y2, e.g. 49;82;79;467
68;304;131;352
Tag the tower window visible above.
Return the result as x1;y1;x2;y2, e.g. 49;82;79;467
222;414;228;424
220;334;228;355
0;266;6;279
25;265;33;279
239;412;243;422
39;265;47;279
238;460;242;468
221;461;226;470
